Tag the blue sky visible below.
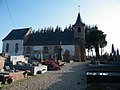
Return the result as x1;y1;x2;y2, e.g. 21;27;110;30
0;0;120;53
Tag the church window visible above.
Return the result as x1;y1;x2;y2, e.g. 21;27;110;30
54;46;59;54
77;27;81;32
26;47;30;54
43;46;48;54
15;43;18;53
6;43;9;53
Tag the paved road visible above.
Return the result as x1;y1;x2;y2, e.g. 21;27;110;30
3;62;88;90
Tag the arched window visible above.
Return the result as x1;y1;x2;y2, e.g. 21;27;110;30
63;49;70;62
6;43;9;53
26;47;30;54
77;27;81;32
43;46;48;54
54;46;59;54
15;43;18;53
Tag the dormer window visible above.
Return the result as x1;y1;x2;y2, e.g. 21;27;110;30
78;27;81;32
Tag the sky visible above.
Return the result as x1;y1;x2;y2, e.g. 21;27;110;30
0;0;120;54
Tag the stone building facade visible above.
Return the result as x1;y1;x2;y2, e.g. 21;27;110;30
2;12;86;62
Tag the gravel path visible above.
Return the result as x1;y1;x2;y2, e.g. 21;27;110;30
2;62;88;90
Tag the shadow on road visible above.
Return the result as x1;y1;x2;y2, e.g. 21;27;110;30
47;62;88;90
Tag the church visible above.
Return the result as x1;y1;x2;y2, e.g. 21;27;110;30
2;12;86;62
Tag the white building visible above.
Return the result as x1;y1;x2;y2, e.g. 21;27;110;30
2;27;32;56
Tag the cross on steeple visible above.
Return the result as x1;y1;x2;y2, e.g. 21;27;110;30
73;5;85;26
78;5;80;13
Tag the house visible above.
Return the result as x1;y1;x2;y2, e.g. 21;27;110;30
2;12;86;62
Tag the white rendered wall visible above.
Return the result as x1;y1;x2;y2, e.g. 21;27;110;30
33;46;43;51
32;45;75;55
61;45;74;55
2;40;24;56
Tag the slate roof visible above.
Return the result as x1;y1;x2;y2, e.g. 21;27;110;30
24;31;76;46
2;28;30;41
73;13;85;26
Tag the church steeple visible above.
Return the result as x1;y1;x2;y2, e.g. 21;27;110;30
74;12;85;26
73;9;86;62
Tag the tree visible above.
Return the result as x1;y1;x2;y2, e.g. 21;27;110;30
55;26;62;32
87;29;107;59
85;25;93;57
64;26;68;31
111;44;115;54
100;40;107;56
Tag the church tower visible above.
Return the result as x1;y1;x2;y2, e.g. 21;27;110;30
73;12;86;61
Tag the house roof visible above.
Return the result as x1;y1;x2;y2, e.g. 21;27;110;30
2;28;30;41
24;31;76;46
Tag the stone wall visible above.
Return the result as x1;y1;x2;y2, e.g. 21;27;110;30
0;57;5;71
10;71;24;81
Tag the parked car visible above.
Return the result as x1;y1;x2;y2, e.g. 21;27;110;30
42;60;60;70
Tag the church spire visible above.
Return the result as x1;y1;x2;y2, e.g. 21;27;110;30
74;6;84;26
75;12;83;25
